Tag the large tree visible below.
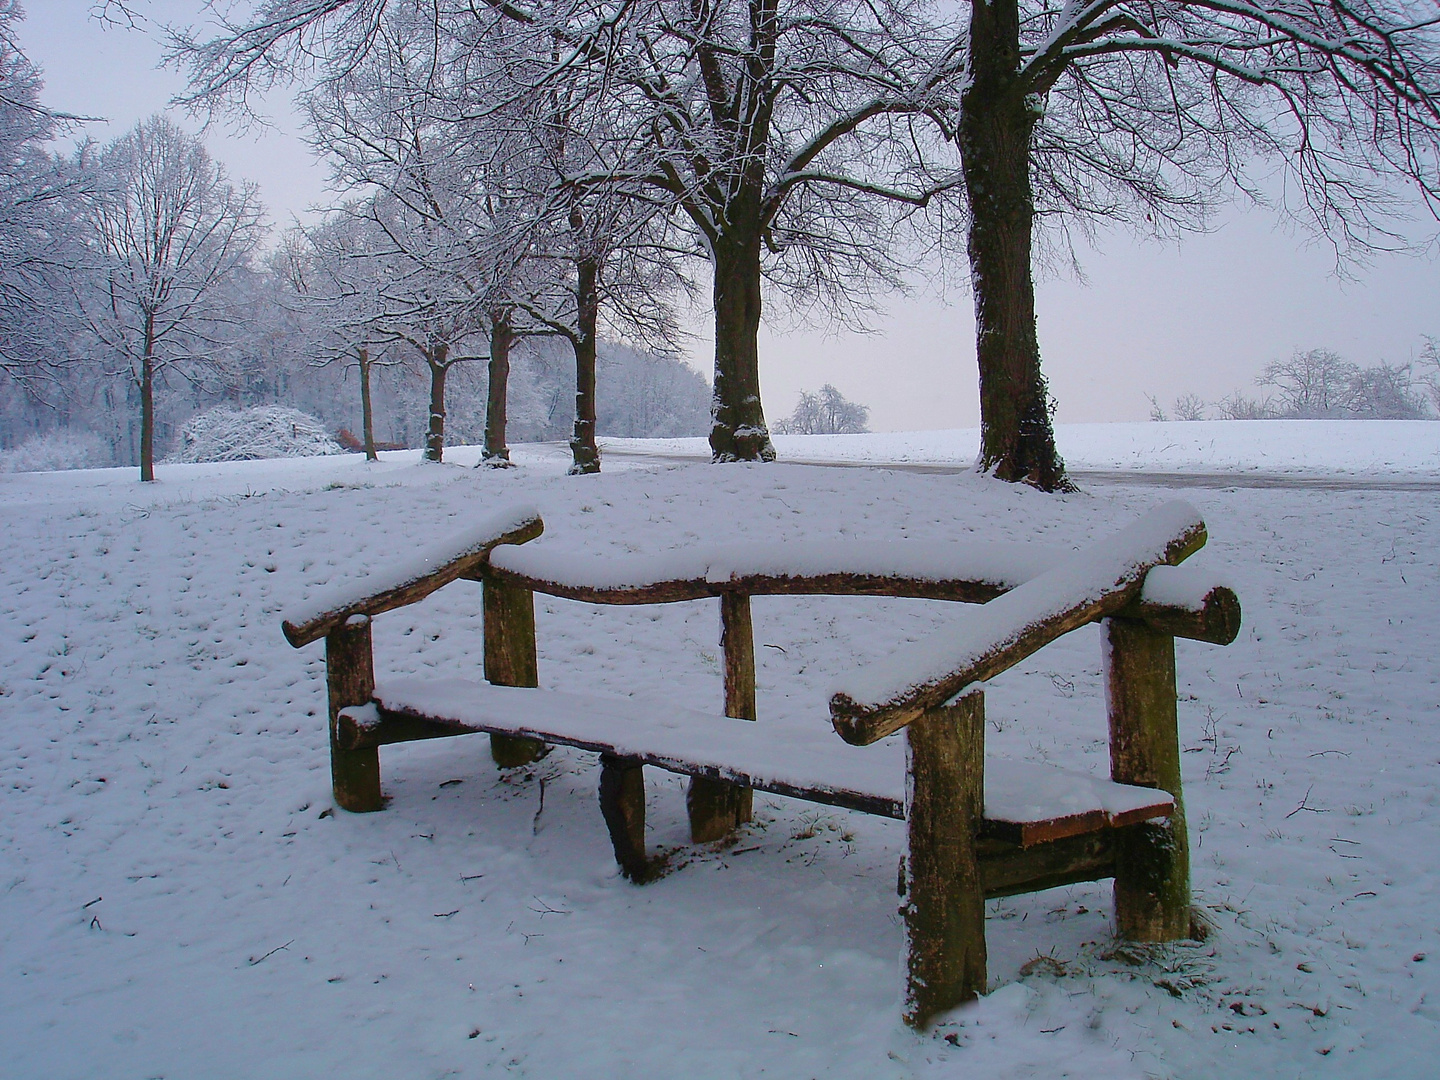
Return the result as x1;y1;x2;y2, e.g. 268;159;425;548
948;0;1440;488
76;115;266;481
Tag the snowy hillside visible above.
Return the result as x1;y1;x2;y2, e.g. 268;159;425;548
0;422;1435;1078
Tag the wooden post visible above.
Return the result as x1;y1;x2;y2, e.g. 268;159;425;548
483;574;547;767
599;754;650;881
902;691;986;1028
326;615;382;812
687;591;756;842
1104;617;1190;941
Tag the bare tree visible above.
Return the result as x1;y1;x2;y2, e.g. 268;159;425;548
298;11;544;464
172;0;961;466
1259;349;1361;417
282;217;401;460
773;384;870;435
75;115;266;481
0;2;92;397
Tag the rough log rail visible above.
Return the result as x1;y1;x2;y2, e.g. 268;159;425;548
827;503;1209;745
281;504;544;647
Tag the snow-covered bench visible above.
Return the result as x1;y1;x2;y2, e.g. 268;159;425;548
281;501;1240;1028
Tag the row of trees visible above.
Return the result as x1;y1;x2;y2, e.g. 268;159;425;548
0;3;714;476
164;0;1440;491
1151;346;1440;422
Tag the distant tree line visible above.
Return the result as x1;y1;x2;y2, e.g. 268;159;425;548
0;6;709;477
1150;346;1440;422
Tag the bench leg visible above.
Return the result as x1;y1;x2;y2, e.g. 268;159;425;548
1104;617;1190;941
326;616;382;812
686;779;753;844
902;692;986;1028
688;591;757;843
483;576;548;768
599;754;650;882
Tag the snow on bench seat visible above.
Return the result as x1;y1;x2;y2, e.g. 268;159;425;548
339;677;1173;845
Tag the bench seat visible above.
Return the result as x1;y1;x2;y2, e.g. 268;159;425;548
338;676;1173;846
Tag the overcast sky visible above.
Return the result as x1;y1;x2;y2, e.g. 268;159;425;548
20;0;1440;430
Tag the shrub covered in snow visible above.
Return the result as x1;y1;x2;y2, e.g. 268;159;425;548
168;406;344;463
0;430;112;473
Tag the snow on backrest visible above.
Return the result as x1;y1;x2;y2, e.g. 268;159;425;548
488;538;1068;594
829;502;1207;730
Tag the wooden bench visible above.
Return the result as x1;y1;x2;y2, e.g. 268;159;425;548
281;501;1241;1028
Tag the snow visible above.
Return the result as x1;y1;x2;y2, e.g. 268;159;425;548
0;429;112;473
282;502;542;639
1;422;1437;1077
168;405;345;463
492;537;1065;593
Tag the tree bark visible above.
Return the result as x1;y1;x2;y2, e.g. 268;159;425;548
709;232;776;463
483;311;513;465
960;0;1068;491
139;314;156;482
568;248;601;475
358;346;377;461
424;343;449;463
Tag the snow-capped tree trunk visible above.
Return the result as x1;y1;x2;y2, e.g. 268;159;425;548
424;343;449;463
960;0;1067;491
358;347;377;461
709;231;775;463
483;312;513;465
567;250;600;475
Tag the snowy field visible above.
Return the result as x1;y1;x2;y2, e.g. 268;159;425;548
613;419;1440;478
1;422;1436;1078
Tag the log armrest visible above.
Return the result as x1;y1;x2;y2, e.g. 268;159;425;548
281;505;544;647
829;501;1211;745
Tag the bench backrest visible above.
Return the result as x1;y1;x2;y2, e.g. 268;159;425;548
281;500;1239;747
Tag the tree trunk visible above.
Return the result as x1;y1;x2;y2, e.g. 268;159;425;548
568;248;601;475
424;343;449;463
709;233;776;463
960;0;1068;491
358;346;377;461
139;318;156;482
483;311;513;466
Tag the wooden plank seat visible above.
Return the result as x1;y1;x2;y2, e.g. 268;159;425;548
281;499;1241;1029
338;676;1175;839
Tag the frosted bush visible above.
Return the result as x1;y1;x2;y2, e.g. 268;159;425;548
0;430;111;473
169;406;344;463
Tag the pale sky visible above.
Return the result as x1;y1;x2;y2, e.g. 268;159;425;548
20;0;1440;430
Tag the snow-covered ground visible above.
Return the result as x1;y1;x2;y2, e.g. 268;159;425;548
1;422;1436;1078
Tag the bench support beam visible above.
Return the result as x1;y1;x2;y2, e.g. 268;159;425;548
1105;617;1190;941
599;754;650;882
327;616;382;812
903;692;986;1029
688;591;756;842
484;576;548;767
